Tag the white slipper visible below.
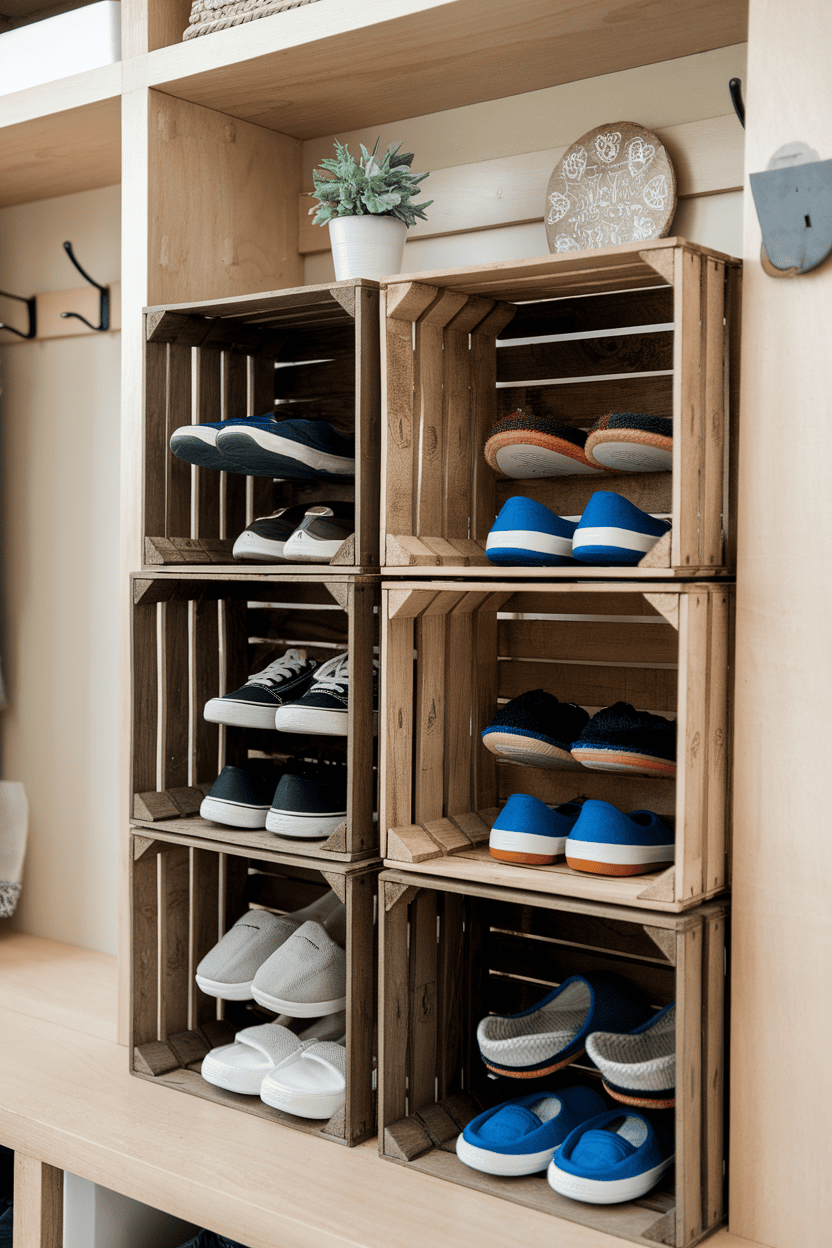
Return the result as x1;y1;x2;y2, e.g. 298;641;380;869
260;1040;346;1119
200;1023;307;1095
251;920;346;1017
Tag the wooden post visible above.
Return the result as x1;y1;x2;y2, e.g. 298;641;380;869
13;1156;63;1248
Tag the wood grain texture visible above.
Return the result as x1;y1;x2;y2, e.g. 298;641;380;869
13;1155;63;1248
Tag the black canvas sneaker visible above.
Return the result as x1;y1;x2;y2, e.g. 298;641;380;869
265;767;348;839
281;503;355;563
273;653;379;736
232;505;310;562
203;649;318;729
200;762;282;829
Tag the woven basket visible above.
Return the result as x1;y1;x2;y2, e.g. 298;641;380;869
184;0;323;40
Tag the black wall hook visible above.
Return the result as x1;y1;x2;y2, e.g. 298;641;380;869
729;78;745;129
61;241;110;331
0;289;36;339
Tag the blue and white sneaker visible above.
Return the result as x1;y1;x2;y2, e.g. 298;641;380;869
565;800;675;877
170;413;277;472
273;653;379;736
199;762;282;830
486;497;579;566
456;1086;608;1177
489;794;583;865
571;491;670;565
586;1002;676;1109
265;768;348;839
548;1108;675;1204
477;973;653;1078
203;648;319;730
216;418;355;481
482;690;589;769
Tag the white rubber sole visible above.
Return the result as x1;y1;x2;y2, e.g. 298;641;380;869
489;827;566;857
572;525;664;555
588;443;672;473
260;1081;345;1119
282;533;348;562
232;532;287;562
171;425;216;446
486;529;574;558
564;838;675;865
194;974;253;1001
203;698;281;729
251;987;346;1017
494;445;604;478
455;1132;554;1176
483;731;584;770
273;707;378;736
200;1046;268;1095
199;797;269;829
547;1155;673;1204
265;809;346;838
225;427;355;476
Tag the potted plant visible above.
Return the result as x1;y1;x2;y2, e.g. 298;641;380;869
310;138;432;281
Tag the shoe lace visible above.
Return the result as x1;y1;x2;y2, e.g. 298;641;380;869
311;652;350;694
248;648;306;688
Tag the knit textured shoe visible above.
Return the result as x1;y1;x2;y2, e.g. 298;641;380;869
169;413;276;473
564;800;675;876
570;703;676;777
586;1002;676;1108
281;503;355;563
486;497;579;566
548;1109;675;1204
481;690;589;769
456;1085;609;1177
485;408;607;478
216;418;355;480
251;920;346;1017
584;413;673;473
232;505;310;562
571;491;670;565
203;649;318;729
489;794;583;864
476;973;653;1078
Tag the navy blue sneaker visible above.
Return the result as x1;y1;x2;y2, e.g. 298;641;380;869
273;653;379;736
265;767;348;839
486;496;579;566
203;649;319;730
215;418;355;480
232;505;311;562
548;1108;675;1204
482;690;589;768
571;491;670;565
170;414;276;472
570;703;676;777
489;794;583;864
200;763;282;829
564;799;675;876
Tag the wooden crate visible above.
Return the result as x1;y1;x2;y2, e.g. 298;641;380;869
143;280;380;572
379;869;727;1247
380;580;733;911
131;570;379;861
130;827;378;1145
380;239;741;578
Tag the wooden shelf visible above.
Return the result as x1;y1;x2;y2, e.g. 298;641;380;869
126;0;748;140
0;63;121;207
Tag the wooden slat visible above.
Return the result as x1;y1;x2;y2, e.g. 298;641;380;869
675;920;704;1246
498;373;673;425
158;846;190;1039
496;330;672;383
221;351;248;543
495;766;676;817
13;1155;64;1248
194;347;222;540
345;581;378;855
132;602;159;796
190;848;220;1030
472;610;499;808
408;889;438;1115
380;609;414;856
191;597;219;786
379;881;411;1135
486;935;675;1008
130;840;159;1050
343;870;377;1143
159;599;189;790
706;590;731;897
501;473;672;520
436;892;466;1101
702;257;726;566
497;618;678;665
414;614;446;824
703;911;726;1235
470;307;513;541
498;659;679;713
671;247;704;568
442;322;473;540
675;593;709;905
499;288;674;340
353;284;381;567
165;343;192;539
144;339;168;547
444;613;475;815
414;318;446;537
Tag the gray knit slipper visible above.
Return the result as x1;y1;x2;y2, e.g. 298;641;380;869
251;921;346;1016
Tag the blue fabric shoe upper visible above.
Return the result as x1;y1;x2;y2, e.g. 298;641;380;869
491;794;583;842
462;1086;608;1159
554;1109;674;1182
566;800;673;847
486;497;579;566
572;491;670;565
482;690;590;749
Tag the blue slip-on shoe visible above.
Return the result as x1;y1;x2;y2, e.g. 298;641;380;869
456;1085;608;1177
564;800;675;877
586;1002;676;1109
200;762;283;830
477;973;653;1078
481;690;589;769
570;702;676;777
571;491;670;565
486;497;579;566
489;794;582;865
170;413;277;472
547;1108;675;1204
216;418;355;480
584;413;673;473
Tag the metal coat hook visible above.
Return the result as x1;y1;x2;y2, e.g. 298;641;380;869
61;241;110;331
729;78;745;129
0;289;36;339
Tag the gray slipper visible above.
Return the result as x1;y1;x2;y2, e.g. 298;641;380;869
251;921;346;1017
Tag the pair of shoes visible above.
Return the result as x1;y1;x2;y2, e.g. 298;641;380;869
489;794;674;876
485;408;672;478
482;692;676;778
486;492;670;566
170;415;355;480
196;894;347;1015
205;649;379;737
233;503;354;563
201;1020;346;1120
200;762;347;839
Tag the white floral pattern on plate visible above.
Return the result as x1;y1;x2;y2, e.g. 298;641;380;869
594;131;621;164
561;147;587;182
626;137;656;178
547;191;571;224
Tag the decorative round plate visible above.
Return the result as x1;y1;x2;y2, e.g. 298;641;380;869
545;121;676;253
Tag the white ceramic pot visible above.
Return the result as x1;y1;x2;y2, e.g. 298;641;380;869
328;215;408;282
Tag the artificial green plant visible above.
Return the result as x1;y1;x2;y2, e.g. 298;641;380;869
310;138;432;227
